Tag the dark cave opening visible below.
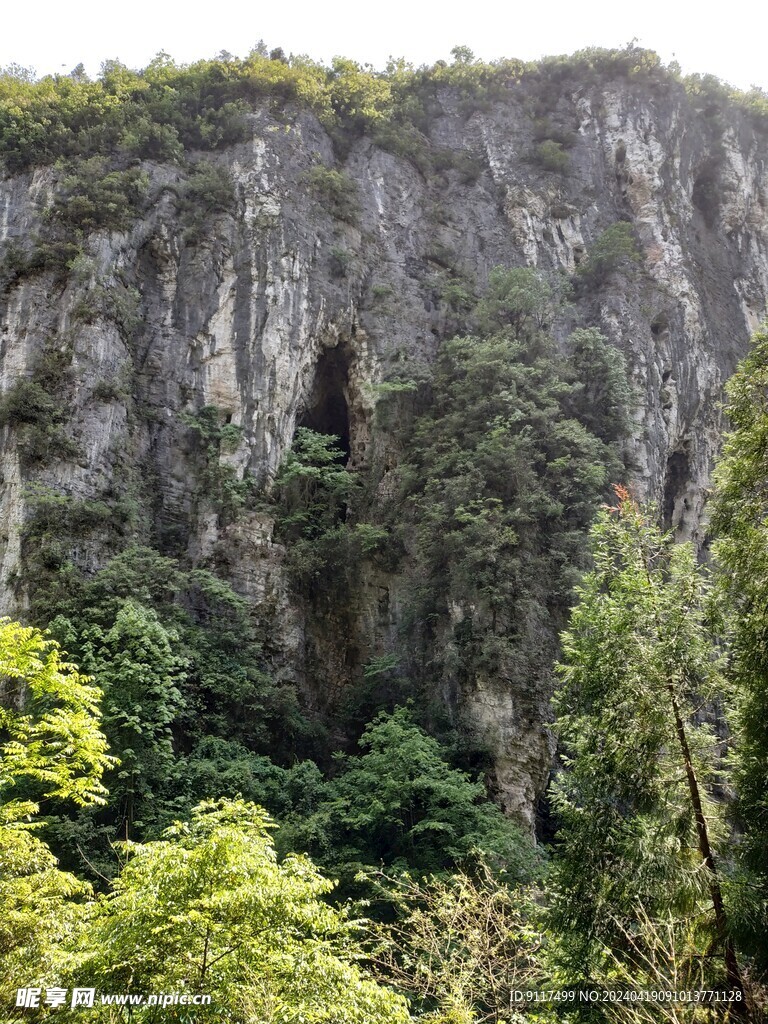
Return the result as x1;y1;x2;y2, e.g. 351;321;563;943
297;346;352;463
663;448;691;529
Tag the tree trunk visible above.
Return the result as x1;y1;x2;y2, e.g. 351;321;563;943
667;682;750;1020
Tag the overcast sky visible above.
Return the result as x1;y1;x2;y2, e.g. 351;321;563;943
3;0;765;91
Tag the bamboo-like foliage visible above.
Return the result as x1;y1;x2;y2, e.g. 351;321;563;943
710;324;768;966
368;864;545;1023
550;491;745;1003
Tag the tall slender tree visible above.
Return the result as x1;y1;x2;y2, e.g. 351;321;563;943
551;490;747;1007
710;323;768;967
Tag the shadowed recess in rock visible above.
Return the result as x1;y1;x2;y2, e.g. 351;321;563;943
663;447;692;529
298;346;352;463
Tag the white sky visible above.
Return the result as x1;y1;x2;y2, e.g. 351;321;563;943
2;0;766;91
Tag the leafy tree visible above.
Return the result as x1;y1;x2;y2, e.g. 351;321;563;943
709;323;768;966
0;47;763;177
533;139;570;174
0;618;113;808
0;618;113;1004
473;266;563;339
51;157;149;233
565;327;632;445
282;708;539;884
37;546;309;876
450;46;477;65
550;490;746;1001
327;57;392;134
275;427;355;536
305;164;360;223
71;798;412;1023
84;600;186;835
398;314;626;715
273;427;365;598
369;863;546;1023
576;222;642;286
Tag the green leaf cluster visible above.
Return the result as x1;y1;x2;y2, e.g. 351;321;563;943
67;798;412;1023
181;405;255;522
273;428;382;598
550;494;732;981
2;45;764;176
0;349;80;468
575;222;643;287
710;323;768;963
49;157;149;233
397;269;630;697
30;545;308;871
0;619;113;1008
279;708;539;887
304;164;361;223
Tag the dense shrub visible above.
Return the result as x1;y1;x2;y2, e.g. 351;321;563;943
1;45;764;175
0;351;80;467
304;164;360;223
532;139;570;173
576;221;642;286
50;157;149;233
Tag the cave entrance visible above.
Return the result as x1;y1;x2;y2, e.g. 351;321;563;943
298;346;351;463
663;447;691;530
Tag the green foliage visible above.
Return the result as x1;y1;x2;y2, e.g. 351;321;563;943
532;139;570;174
26;543;309;876
2;45;761;178
435;272;476;315
0;236;84;291
550;492;737;987
177;161;237;241
0;619;112;1006
19;488;137;618
0;818;89;1012
82;600;186;833
710;323;768;965
181;405;254;522
41;546;306;754
171;736;324;821
531;117;578;149
0;377;57;428
474;266;565;338
275;428;354;528
70;798;412;1022
576;222;642;287
305;164;360;223
50;157;149;233
565;327;632;445
327;56;392;136
91;371;132;404
329;244;353;277
73;279;142;339
0;618;114;809
397;277;629;702
0;349;80;468
369;865;546;1023
181;160;237;215
274;428;366;596
282;708;539;886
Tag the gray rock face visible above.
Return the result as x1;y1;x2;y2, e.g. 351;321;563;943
1;78;767;824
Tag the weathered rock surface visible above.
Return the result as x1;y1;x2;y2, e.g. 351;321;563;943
2;76;767;824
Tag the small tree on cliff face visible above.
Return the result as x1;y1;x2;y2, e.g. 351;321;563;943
550;490;746;1002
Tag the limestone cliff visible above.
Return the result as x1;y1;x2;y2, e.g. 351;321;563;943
1;68;767;824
